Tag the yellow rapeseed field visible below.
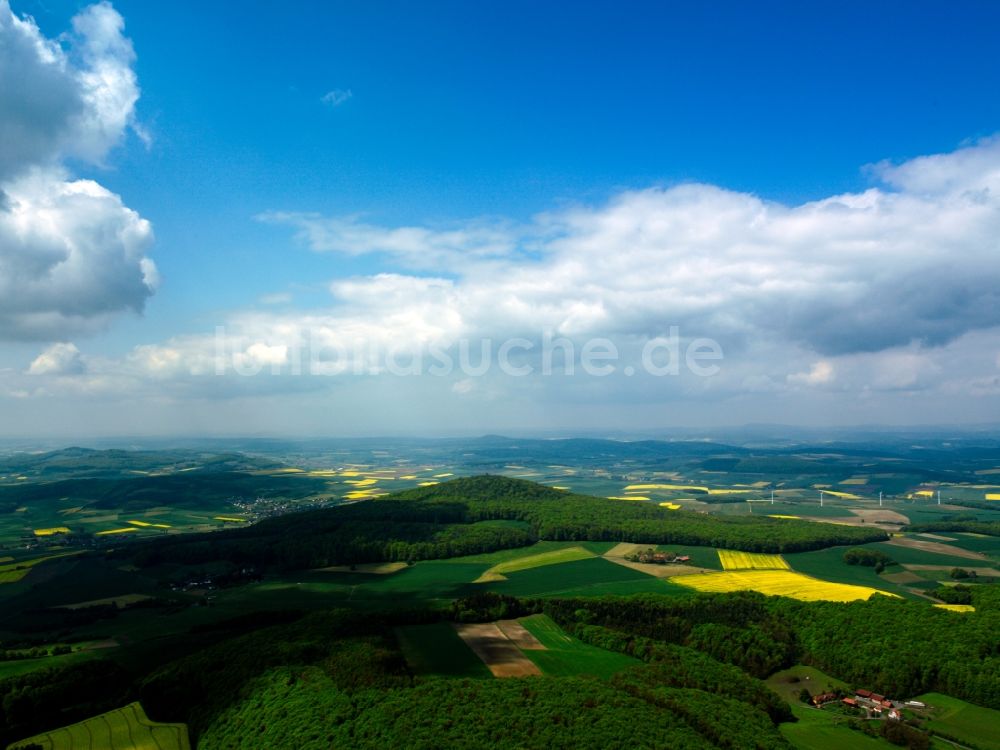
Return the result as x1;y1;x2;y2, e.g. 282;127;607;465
608;496;650;501
33;527;71;536
986;493;1000;500
127;519;172;529
213;516;246;523
820;490;863;500
659;502;681;510
672;570;896;602
95;527;140;535
717;550;790;570
934;604;975;613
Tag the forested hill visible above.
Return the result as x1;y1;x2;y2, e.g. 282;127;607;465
130;476;887;570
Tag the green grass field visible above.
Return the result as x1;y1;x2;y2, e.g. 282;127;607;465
10;701;190;750
483;557;687;597
394;621;492;679
0;648;97;680
766;665;851;704
783;548;919;599
914;692;1000;750
518;614;639;678
487;546;596;575
779;704;894;750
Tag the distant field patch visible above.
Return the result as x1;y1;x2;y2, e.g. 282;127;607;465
915;532;956;541
316;562;407;575
0;551;85;584
658;502;681;510
768;514;800;519
903;564;1000;577
453;622;542;677
10;701;190;750
718;550;790;570
213;516;247;522
33;527;71;536
95;527;139;536
127;519;172;529
886;536;986;561
847;508;909;525
518;614;639;678
987;493;1000;500
624;483;710;492
934;604;975;613
672;570;896;602
395;622;492;678
474;546;595;582
607;495;649;501
55;593;153;610
820;490;863;500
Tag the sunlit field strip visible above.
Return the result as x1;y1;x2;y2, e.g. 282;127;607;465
718;550;790;570
33;527;71;536
671;570;897;602
934;604;976;612
0;550;85;584
14;701;190;750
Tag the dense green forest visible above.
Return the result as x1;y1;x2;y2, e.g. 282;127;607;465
129;476;888;570
137;607;791;749
4;586;999;748
540;587;1000;709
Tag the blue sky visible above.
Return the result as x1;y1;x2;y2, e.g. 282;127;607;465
2;0;1000;436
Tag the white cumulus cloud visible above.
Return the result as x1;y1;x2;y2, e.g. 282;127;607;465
0;0;155;341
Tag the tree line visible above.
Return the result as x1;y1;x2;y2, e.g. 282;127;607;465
127;475;888;571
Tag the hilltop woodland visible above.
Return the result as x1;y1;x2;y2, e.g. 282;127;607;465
126;476;887;571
